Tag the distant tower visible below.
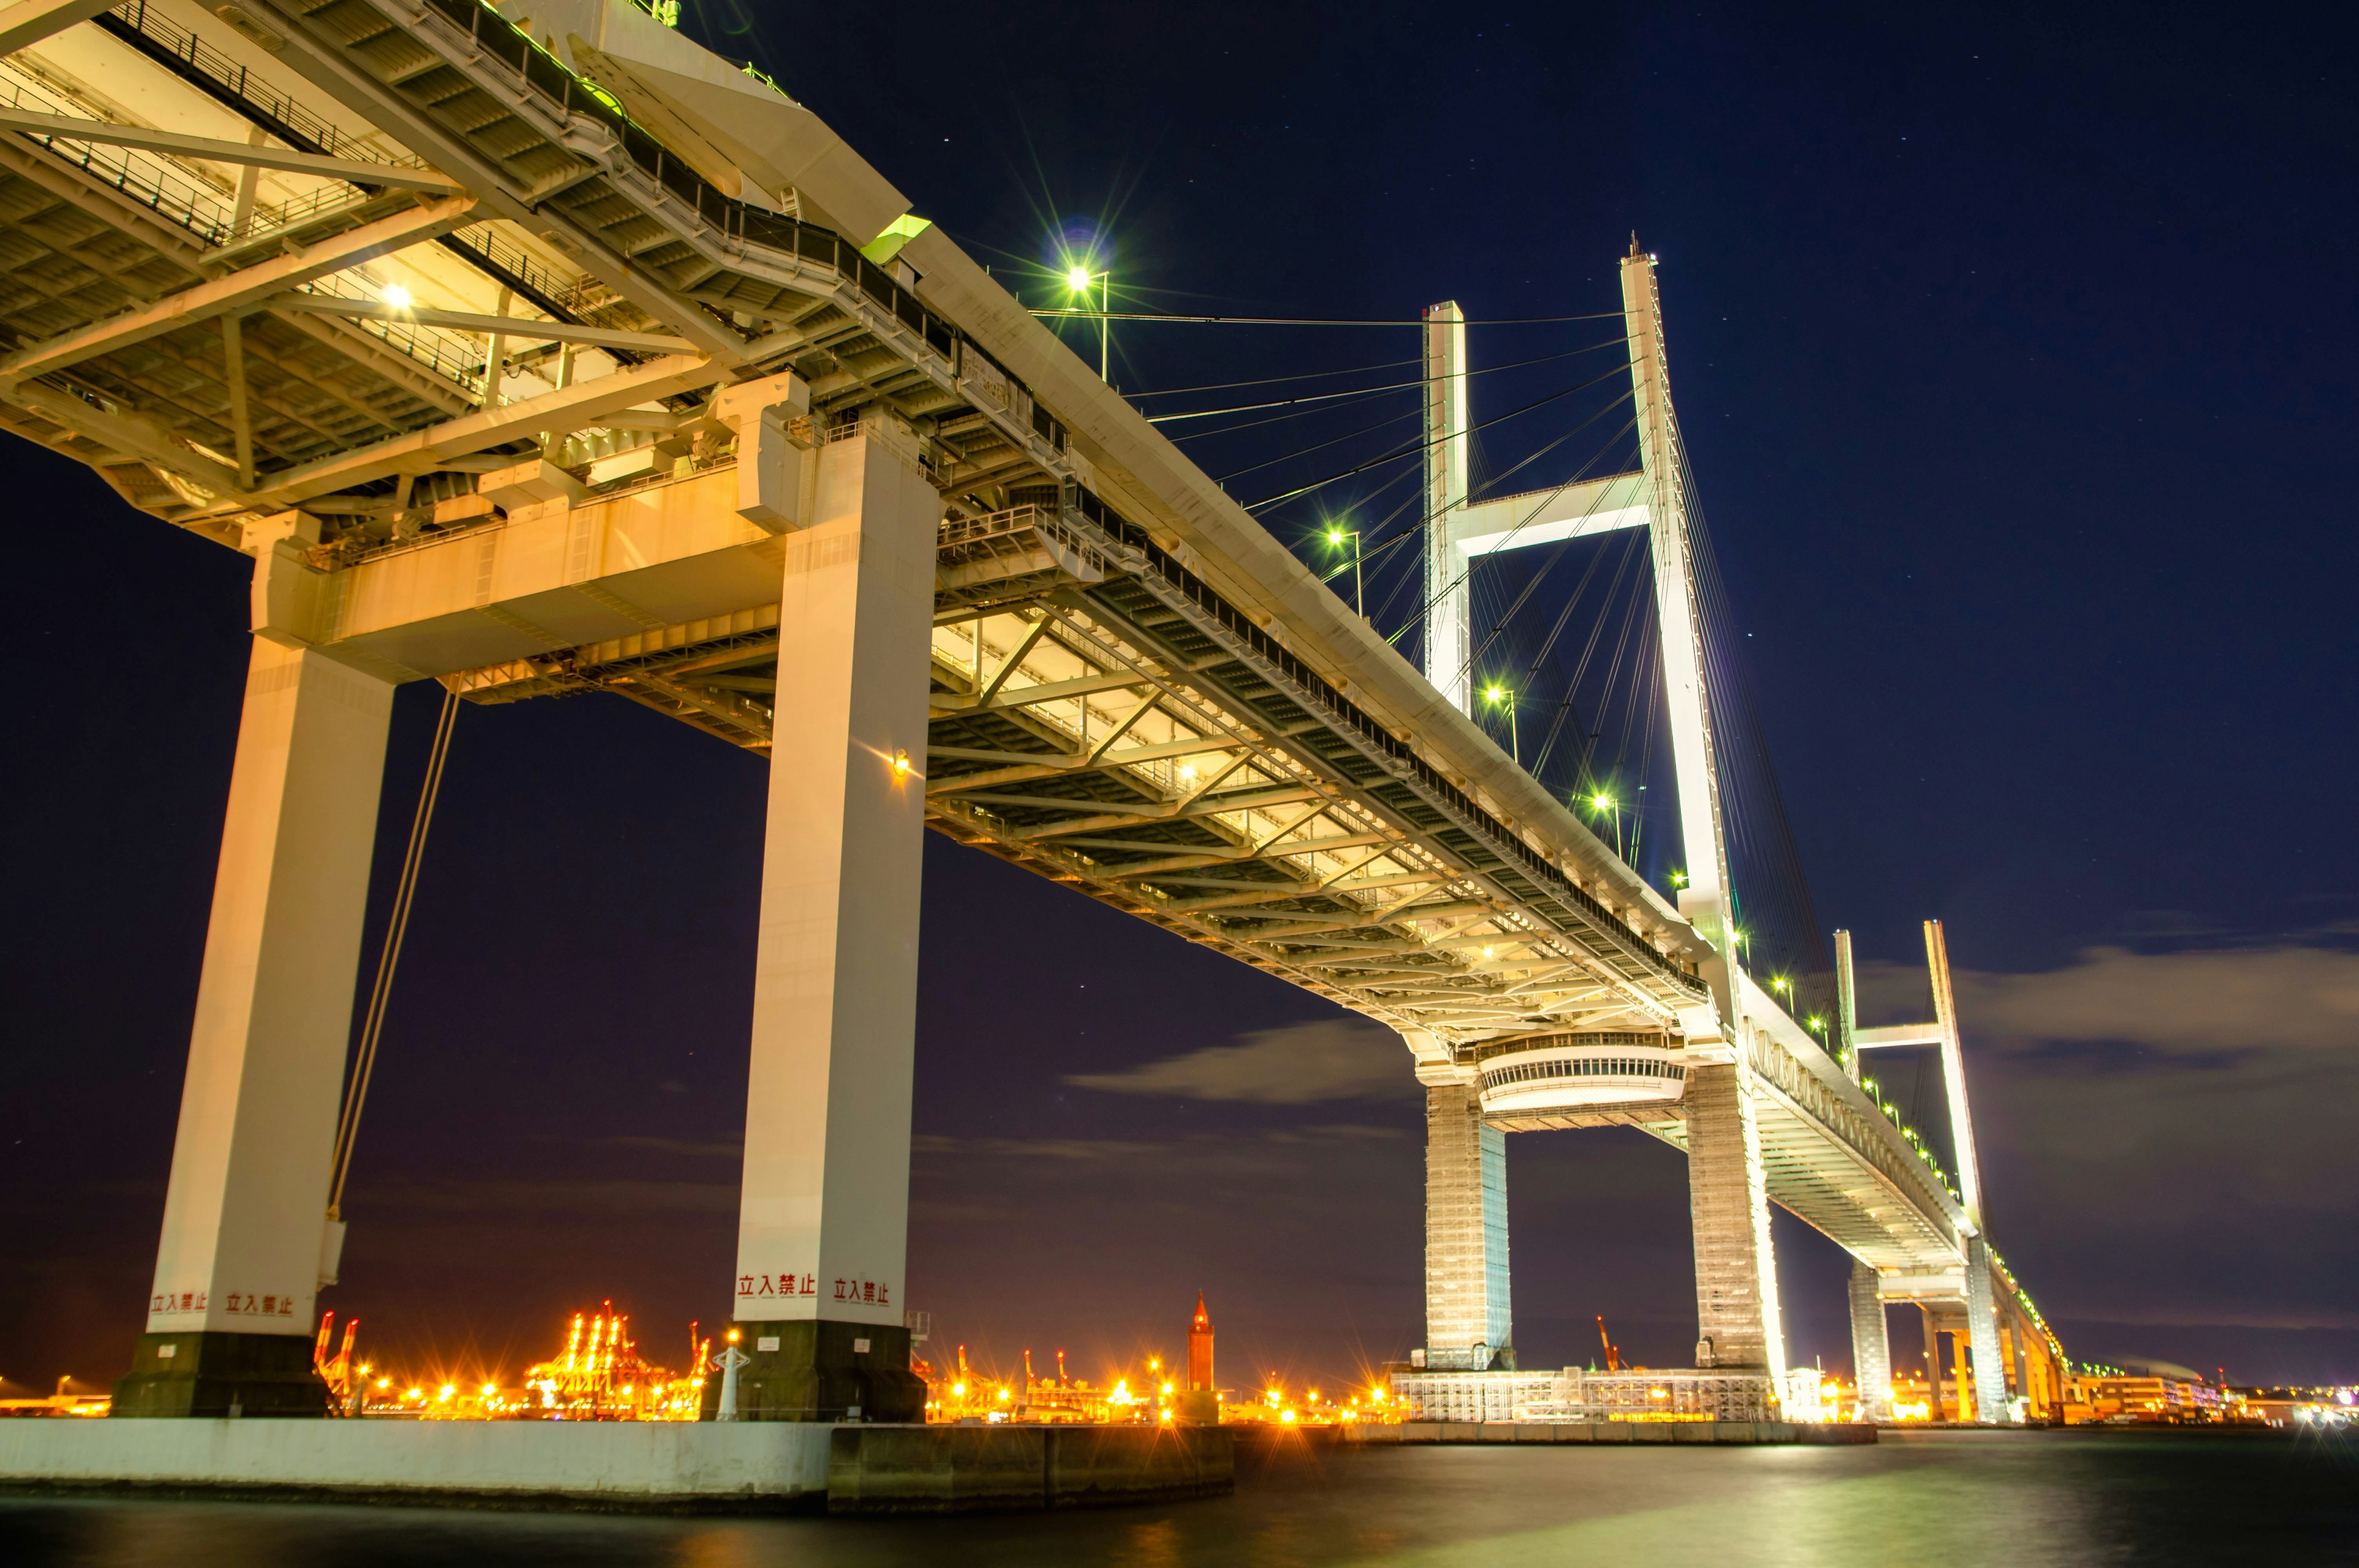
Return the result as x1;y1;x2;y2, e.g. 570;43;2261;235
1187;1292;1215;1392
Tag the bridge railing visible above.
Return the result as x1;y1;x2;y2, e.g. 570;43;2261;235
1738;973;1967;1246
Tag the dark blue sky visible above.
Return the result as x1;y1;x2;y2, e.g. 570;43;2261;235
6;2;2353;1397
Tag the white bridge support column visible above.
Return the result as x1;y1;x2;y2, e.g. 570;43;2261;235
1684;1060;1783;1378
1423;1083;1511;1370
1422;300;1471;714
1622;242;1788;1398
114;640;394;1418
1929;919;2009;1421
1848;1260;1893;1421
724;400;934;1422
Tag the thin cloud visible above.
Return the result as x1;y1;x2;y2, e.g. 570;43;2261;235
356;1178;736;1215
1063;1018;1413;1103
1961;945;2359;1053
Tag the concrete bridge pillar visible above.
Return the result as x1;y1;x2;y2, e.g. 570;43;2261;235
1422;1082;1511;1369
1685;1061;1784;1380
1965;1236;2011;1421
719;402;935;1422
1847;1260;1893;1421
1919;1307;1947;1419
114;641;395;1417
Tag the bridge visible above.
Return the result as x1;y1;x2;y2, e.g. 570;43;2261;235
4;0;2062;1424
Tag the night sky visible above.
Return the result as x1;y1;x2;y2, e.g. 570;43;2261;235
5;2;2354;1400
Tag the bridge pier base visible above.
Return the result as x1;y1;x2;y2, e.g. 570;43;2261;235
1684;1063;1785;1385
720;417;936;1422
1422;1083;1511;1370
114;640;395;1417
1847;1260;1893;1421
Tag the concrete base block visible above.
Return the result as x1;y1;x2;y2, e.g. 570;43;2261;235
824;1424;1232;1514
702;1320;925;1423
1798;1422;1879;1444
111;1332;329;1419
0;1418;832;1510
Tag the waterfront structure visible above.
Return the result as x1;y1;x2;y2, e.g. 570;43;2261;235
0;0;2056;1423
1390;1365;1785;1424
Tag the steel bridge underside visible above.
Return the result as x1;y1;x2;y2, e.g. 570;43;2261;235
0;0;1985;1297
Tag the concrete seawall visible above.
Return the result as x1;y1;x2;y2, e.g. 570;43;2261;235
1345;1421;1877;1445
0;1419;1234;1514
827;1424;1232;1513
0;1419;833;1510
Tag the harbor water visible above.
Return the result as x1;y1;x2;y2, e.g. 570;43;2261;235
2;1427;2352;1566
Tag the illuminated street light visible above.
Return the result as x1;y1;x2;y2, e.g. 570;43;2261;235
1587;790;1626;860
1063;260;1111;381
1323;523;1363;614
1483;684;1519;765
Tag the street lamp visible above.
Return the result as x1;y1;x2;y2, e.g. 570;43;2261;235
1587;789;1624;860
1065;262;1109;381
1324;525;1363;615
1483;684;1519;766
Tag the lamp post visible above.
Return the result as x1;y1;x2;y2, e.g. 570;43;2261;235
1588;789;1623;860
715;1334;749;1422
1325;526;1363;615
1066;265;1109;381
1482;684;1519;766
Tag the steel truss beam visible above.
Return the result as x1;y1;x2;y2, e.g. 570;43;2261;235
0;107;465;191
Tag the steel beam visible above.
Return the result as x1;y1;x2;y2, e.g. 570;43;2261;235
273;295;693;355
242;351;732;505
0;107;464;191
0;197;477;386
0;0;111;55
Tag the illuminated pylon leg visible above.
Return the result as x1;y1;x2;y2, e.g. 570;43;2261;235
115;639;394;1417
1848;1260;1893;1421
1422;1082;1511;1370
1420;300;1471;714
721;387;933;1422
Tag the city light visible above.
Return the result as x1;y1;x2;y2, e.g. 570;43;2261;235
1323;525;1364;613
1482;685;1520;762
1056;251;1112;378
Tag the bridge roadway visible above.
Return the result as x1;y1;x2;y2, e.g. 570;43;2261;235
1;0;2055;1418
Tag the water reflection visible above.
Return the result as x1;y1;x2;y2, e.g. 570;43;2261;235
4;1430;2349;1567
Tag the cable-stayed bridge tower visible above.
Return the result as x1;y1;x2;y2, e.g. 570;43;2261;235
1415;248;1782;1388
1410;249;2054;1416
